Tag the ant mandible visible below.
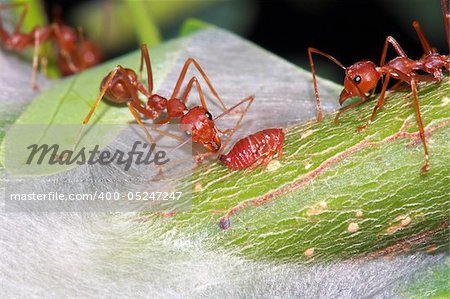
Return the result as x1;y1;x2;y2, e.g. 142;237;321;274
308;0;449;174
0;2;102;89
78;43;254;160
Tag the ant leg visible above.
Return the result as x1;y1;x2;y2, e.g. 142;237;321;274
410;79;429;174
215;96;255;155
127;102;155;144
82;67;122;125
0;2;29;35
14;3;28;36
380;36;408;67
180;76;207;107
0;2;30;42
40;48;48;77
170;58;228;111
412;21;435;55
119;69;186;143
74;66;121;148
390;80;408;92
170;81;254;156
217;128;233;135
152;77;205;125
155;76;208;125
31;30;40;90
130;102;187;181
357;73;392;132
179;77;251;128
130;104;184;142
139;43;154;95
414;74;441;83
308;47;346;122
51;23;78;73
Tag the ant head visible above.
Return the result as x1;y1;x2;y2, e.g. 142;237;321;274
340;61;380;105
180;106;221;152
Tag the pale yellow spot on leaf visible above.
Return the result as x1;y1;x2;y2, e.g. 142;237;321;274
304;247;315;258
400;216;411;227
355;210;363;218
266;159;281;172
306;202;327;216
303;157;312;170
194;182;203;192
348;222;359;233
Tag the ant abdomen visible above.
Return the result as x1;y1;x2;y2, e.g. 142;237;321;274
99;68;138;103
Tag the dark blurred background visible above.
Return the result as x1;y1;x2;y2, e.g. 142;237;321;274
33;0;450;82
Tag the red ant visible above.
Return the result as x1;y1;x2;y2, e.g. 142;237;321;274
308;0;449;174
0;2;102;89
79;43;254;160
219;128;284;171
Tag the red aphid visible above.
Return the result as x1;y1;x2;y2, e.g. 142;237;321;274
219;128;284;170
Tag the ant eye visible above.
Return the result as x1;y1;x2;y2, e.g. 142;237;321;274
205;111;213;120
354;75;362;84
184;130;191;137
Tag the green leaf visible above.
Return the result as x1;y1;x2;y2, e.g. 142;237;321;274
1;27;448;296
160;78;449;263
5;31;449;264
124;0;161;46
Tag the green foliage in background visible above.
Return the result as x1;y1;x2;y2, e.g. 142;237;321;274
2;29;449;265
70;0;254;56
124;0;161;46
179;18;214;37
10;0;46;32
